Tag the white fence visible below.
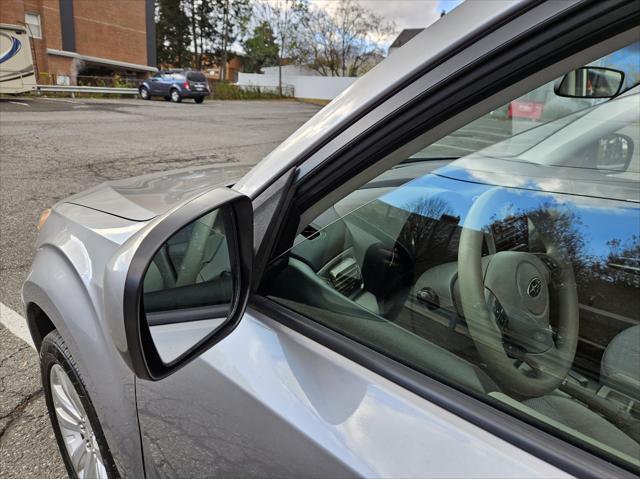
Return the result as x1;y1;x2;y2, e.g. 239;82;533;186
236;72;357;101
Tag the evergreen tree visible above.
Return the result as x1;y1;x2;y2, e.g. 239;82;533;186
242;21;279;73
156;0;190;68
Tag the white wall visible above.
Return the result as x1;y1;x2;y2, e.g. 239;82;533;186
236;72;357;100
261;65;320;77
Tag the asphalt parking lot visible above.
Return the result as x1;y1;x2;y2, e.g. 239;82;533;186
0;96;320;478
0;96;512;478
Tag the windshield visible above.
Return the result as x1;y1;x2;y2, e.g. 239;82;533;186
412;41;640;163
477;92;640;172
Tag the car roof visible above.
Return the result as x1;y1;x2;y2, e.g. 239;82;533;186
235;0;529;197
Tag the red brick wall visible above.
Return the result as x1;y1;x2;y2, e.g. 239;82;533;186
41;0;61;50
72;0;147;66
0;0;28;24
45;54;72;78
1;0;150;79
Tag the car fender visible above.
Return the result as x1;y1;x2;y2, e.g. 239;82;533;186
23;238;145;477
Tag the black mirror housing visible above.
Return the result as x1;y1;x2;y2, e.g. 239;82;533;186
120;188;253;381
555;66;625;99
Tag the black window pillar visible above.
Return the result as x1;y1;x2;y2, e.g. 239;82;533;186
146;0;156;67
59;0;76;52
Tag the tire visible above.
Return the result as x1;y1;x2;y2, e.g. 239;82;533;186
40;330;119;479
170;88;182;103
139;86;150;100
194;96;204;104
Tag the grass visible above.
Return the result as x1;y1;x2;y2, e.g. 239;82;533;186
296;98;331;107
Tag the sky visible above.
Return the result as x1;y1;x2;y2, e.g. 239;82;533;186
309;0;465;47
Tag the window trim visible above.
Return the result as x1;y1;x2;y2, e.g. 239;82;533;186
24;12;42;39
250;296;638;479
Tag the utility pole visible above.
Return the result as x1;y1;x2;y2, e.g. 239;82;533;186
220;0;229;81
190;0;199;68
278;0;289;97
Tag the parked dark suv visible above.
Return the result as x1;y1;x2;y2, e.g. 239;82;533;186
139;69;210;103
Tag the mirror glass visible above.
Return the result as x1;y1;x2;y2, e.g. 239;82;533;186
142;208;233;363
596;134;633;171
555;67;624;99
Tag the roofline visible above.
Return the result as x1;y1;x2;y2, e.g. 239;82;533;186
46;49;158;73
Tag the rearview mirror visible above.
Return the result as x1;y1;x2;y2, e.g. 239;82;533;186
104;188;252;380
555;66;624;99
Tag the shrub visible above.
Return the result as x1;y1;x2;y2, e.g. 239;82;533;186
211;82;286;100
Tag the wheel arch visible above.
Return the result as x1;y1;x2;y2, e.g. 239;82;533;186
25;301;55;351
22;244;146;477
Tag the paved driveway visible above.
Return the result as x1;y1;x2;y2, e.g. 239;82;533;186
0;97;320;478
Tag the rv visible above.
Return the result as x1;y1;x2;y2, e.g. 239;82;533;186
0;23;37;94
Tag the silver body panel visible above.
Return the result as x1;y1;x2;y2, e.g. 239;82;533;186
138;309;568;478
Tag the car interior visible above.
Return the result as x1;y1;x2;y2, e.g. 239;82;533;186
263;91;640;466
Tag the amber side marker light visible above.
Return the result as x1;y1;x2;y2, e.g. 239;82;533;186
37;208;52;230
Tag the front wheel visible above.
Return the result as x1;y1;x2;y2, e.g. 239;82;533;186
194;96;205;104
40;330;119;479
170;89;182;103
139;86;150;100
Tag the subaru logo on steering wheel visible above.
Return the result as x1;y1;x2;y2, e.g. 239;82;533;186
527;277;542;298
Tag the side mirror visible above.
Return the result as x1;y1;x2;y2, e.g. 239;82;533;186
554;66;624;99
596;133;633;171
104;188;252;380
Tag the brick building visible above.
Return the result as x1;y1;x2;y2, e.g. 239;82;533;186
200;55;243;82
0;0;157;84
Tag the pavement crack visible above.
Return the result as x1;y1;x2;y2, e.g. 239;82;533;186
0;388;44;440
0;344;32;369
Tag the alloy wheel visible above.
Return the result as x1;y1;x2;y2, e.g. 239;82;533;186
50;364;108;479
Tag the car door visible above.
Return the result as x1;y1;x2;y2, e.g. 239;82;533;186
134;2;640;478
149;72;162;95
158;72;173;95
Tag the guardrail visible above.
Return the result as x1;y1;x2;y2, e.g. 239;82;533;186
37;85;139;96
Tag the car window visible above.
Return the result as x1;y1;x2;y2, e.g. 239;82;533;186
264;43;640;470
187;72;206;82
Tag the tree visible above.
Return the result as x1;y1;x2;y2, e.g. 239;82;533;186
253;0;308;95
242;21;279;73
211;0;251;80
294;0;395;77
182;0;219;70
156;0;191;68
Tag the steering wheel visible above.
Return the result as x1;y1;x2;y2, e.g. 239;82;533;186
458;188;579;397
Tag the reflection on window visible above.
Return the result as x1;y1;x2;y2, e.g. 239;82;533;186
265;41;640;471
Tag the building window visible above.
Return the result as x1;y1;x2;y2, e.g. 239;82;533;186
25;13;42;39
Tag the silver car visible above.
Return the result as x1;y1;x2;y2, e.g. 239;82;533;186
22;1;640;478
